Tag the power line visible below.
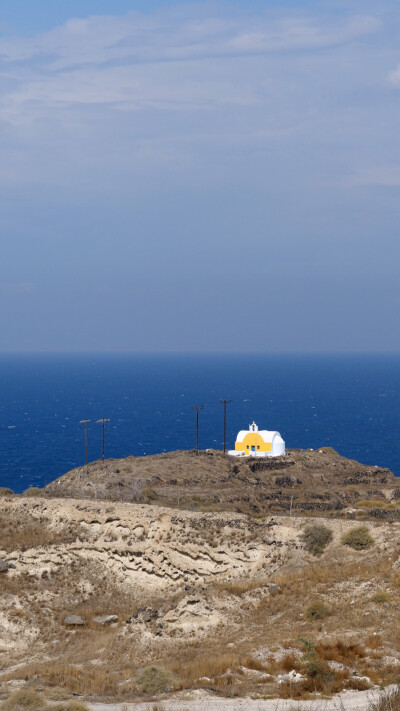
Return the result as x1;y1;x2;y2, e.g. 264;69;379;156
219;399;232;454
191;406;204;453
79;419;91;465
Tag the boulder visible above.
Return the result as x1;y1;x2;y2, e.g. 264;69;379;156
0;561;9;573
93;615;118;626
64;615;86;626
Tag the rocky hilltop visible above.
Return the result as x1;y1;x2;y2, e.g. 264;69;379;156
45;447;400;516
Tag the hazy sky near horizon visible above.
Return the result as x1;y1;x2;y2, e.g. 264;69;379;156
0;0;399;353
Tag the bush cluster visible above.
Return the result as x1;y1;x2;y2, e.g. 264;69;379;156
301;523;333;557
0;690;88;711
371;590;390;605
22;487;43;497
136;666;173;694
341;526;374;550
305;600;331;621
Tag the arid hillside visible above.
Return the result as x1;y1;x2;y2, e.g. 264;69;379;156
44;448;400;517
1;493;400;703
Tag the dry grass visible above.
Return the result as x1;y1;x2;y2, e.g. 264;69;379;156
315;640;367;664
43;690;70;703
371;591;391;604
356;500;398;510
0;690;45;711
0;513;79;553
305;600;331;620
168;652;270;692
137;667;173;694
215;577;270;596
368;685;400;711
7;662;136;698
22;488;44;497
0;487;14;496
0;691;89;711
275;556;394;588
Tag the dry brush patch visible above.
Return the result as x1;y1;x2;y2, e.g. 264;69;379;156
301;523;333;557
0;690;89;711
341;525;375;550
0;512;80;553
368;685;400;711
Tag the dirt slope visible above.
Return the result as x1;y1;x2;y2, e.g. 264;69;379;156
44;447;400;516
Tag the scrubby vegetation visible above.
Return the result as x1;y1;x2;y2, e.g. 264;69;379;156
136;666;173;694
371;591;390;605
0;690;45;711
341;525;374;550
301;523;333;556
0;690;88;711
22;487;43;497
305;600;331;620
369;685;400;711
0;487;14;496
0;513;80;552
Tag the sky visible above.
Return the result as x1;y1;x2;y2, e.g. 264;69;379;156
0;0;399;353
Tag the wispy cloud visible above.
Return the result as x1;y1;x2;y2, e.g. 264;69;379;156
0;2;399;352
0;8;381;122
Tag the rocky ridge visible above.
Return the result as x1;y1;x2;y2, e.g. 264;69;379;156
44;447;400;516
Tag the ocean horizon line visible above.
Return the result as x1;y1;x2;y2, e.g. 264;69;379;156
0;350;400;358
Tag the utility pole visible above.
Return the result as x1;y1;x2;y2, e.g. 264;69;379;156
191;406;204;453
79;419;91;465
219;399;232;454
97;418;110;462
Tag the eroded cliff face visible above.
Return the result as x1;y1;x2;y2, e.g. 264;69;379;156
1;496;400;700
44;447;400;516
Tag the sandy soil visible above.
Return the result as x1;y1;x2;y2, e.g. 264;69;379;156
89;684;397;711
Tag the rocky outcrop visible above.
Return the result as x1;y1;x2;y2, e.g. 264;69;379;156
44;448;400;516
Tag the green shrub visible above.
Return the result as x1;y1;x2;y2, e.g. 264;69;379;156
305;600;331;620
22;487;42;497
301;523;333;557
299;639;333;680
0;690;46;711
371;591;390;605
136;666;173;694
143;488;157;502
341;526;374;550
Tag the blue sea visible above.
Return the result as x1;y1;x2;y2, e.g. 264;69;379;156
0;353;399;493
